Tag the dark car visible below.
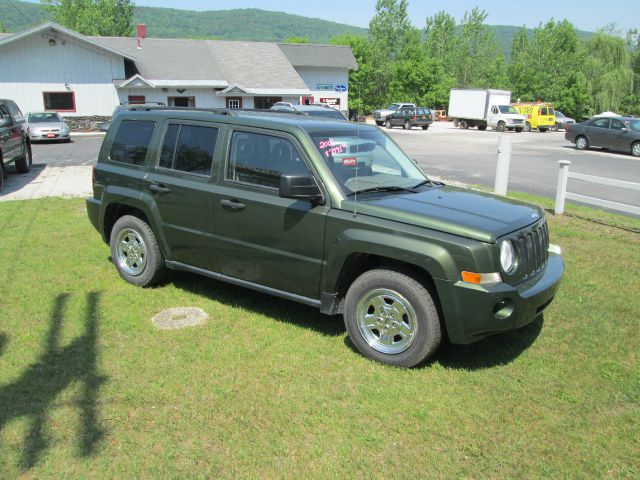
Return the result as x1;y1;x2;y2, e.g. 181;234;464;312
270;102;347;120
0;99;32;191
87;106;563;367
565;116;640;157
552;111;575;131
385;106;433;130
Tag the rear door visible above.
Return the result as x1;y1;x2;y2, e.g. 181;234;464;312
144;120;221;270
212;128;327;299
0;103;20;161
586;118;610;147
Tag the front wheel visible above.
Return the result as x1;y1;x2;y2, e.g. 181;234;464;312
375;121;384;126
575;135;589;151
421;125;429;130
15;140;32;173
459;120;468;129
385;119;392;129
403;120;411;130
110;215;165;287
344;269;441;367
631;142;640;157
524;122;532;132
496;122;506;132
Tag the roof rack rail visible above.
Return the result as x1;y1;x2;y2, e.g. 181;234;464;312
120;106;309;117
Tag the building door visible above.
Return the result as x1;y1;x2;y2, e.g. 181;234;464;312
254;97;282;109
301;96;314;105
168;96;195;107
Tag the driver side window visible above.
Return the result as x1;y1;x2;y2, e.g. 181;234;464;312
227;131;311;189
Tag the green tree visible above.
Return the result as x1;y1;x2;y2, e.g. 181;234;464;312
623;29;640;115
283;36;310;44
581;32;633;114
42;0;134;36
331;34;375;113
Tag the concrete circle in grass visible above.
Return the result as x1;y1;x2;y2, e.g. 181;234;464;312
152;307;208;330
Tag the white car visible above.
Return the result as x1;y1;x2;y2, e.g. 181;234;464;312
27;112;70;142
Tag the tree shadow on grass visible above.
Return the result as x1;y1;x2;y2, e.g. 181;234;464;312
0;292;107;470
170;271;345;337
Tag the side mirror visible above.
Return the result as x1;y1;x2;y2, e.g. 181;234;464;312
621;127;629;133
0;117;13;128
279;174;324;204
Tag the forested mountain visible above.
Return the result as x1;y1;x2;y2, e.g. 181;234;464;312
0;0;593;53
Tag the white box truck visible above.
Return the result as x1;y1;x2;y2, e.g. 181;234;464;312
448;89;526;132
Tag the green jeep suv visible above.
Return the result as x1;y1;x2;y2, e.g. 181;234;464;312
87;107;564;367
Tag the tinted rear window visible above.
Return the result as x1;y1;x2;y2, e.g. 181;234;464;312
159;124;218;175
110;120;155;166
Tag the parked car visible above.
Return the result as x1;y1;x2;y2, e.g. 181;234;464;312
373;102;416;126
270;102;347;120
0;99;32;192
26;112;71;142
87;106;563;367
384;106;433;130
565;116;640;157
553;111;575;131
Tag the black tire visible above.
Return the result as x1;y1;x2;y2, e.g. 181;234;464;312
575;135;589;151
375;121;384;126
538;127;548;133
0;163;4;192
385;119;392;129
403;120;411;130
459;120;468;129
344;269;441;367
421;125;429;130
524;122;532;132
109;215;165;287
515;127;523;133
496;122;505;132
631;141;640;157
478;124;487;131
15;140;32;173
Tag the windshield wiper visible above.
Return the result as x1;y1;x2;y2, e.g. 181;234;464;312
411;179;444;189
347;185;416;196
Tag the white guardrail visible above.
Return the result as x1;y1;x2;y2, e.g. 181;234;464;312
555;160;640;216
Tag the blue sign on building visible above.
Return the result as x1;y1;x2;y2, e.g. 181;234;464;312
335;84;347;92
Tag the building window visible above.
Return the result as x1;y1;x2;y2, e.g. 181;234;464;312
43;92;76;112
226;97;242;109
128;95;146;104
316;84;334;91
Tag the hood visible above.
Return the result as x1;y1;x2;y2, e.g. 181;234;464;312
504;113;526;121
340;185;543;243
29;122;67;129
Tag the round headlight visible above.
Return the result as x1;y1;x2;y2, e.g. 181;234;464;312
500;240;516;273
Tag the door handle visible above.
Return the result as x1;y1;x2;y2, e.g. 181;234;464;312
220;199;246;210
149;183;171;194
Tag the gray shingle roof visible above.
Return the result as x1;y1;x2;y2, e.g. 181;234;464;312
278;43;358;69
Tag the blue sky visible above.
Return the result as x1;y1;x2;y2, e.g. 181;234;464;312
24;0;640;32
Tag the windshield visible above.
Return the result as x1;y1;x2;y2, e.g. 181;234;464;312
389;104;400;111
310;128;428;195
499;106;518;114
28;113;62;123
625;119;640;132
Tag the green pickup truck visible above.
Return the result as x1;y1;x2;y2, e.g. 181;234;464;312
0;99;32;191
87;107;564;367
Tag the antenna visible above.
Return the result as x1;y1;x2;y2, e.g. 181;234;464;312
353;162;358;217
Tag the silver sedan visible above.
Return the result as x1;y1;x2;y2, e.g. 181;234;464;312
26;112;71;142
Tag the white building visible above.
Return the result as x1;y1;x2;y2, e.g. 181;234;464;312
0;22;357;119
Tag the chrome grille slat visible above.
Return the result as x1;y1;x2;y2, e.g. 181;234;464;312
512;219;549;281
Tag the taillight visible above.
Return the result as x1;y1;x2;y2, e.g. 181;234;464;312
412;115;417;121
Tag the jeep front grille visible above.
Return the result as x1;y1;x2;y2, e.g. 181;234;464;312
513;219;549;280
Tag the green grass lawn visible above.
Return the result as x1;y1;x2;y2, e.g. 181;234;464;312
0;197;638;478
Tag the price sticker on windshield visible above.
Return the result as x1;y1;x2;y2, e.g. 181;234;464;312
342;157;357;167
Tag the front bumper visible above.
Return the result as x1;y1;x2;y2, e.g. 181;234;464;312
30;131;70;141
435;253;564;344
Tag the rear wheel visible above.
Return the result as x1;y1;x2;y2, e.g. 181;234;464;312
631;142;640;157
375;120;384;126
344;269;441;367
15;140;32;173
575;135;589;150
385;119;392;129
110;215;165;287
538;127;548;133
403;120;411;130
524;122;532;132
421;125;429;130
